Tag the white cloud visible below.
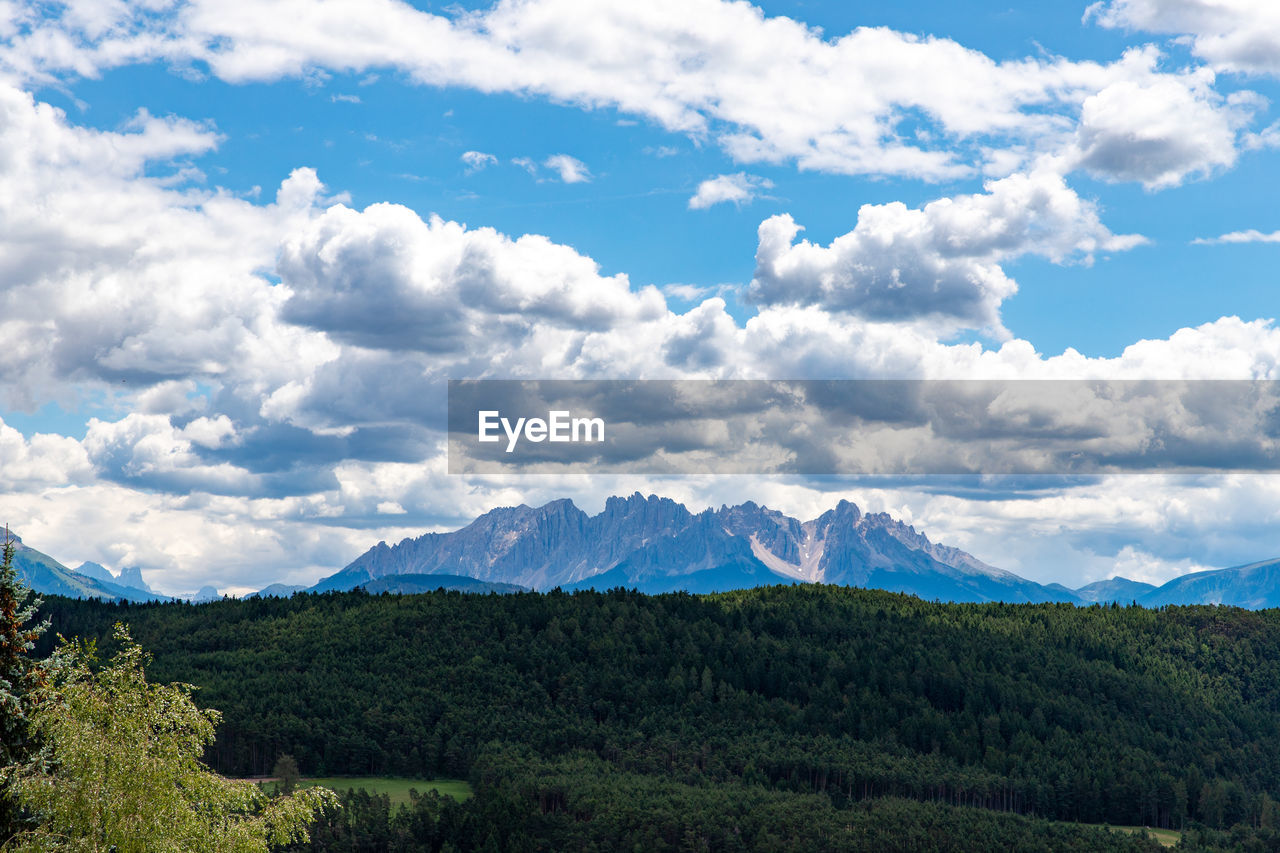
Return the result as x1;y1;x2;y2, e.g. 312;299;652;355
82;413;256;494
0;82;338;416
748;171;1144;333
1;0;1261;186
1067;74;1252;188
688;172;773;209
330;93;361;104
460;149;497;172
134;380;206;416
0;480;387;596
1104;545;1216;587
543;153;591;183
276;201;666;355
1194;228;1280;244
182;415;239;449
0;418;92;487
1088;0;1280;76
661;283;719;302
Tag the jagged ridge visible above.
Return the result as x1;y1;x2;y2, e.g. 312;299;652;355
311;494;1083;603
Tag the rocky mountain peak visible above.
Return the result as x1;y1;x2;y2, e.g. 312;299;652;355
117;565;154;593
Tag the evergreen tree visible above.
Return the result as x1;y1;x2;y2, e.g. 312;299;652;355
274;754;302;796
0;529;47;842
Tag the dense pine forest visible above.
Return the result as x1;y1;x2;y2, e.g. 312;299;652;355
35;586;1280;851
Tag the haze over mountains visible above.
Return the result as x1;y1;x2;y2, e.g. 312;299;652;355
12;494;1280;609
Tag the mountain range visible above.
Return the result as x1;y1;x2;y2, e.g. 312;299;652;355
303;493;1120;603
303;494;1280;607
12;493;1280;609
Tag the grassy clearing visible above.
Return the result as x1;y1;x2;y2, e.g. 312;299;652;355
257;777;472;806
1082;824;1181;848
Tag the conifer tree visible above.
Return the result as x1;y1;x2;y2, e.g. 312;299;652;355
0;529;47;842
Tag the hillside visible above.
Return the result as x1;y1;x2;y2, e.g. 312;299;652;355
36;587;1280;850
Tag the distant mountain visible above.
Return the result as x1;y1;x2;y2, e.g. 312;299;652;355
191;585;221;603
1074;577;1157;604
7;534;164;602
313;494;1083;604
73;560;115;584
117;565;155;594
1138;558;1280;609
249;583;310;599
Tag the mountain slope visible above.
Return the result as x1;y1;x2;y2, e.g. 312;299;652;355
8;534;163;602
314;494;1080;603
1138;558;1280;609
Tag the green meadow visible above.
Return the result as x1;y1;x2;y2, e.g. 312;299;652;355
265;777;472;806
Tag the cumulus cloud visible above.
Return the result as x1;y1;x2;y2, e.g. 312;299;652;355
1067;74;1253;188
688;172;773;209
748;171;1145;333
0;418;92;487
277;202;666;353
543;153;591;183
1087;0;1280;77
82;413;257;495
0;0;1261;186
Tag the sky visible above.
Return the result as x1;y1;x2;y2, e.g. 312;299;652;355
2;0;1280;595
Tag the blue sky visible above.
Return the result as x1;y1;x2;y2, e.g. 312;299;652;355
2;0;1280;595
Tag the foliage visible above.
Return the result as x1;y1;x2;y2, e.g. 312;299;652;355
36;585;1280;849
0;532;47;842
6;624;334;853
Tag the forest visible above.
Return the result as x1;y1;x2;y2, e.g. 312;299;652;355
33;585;1280;851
